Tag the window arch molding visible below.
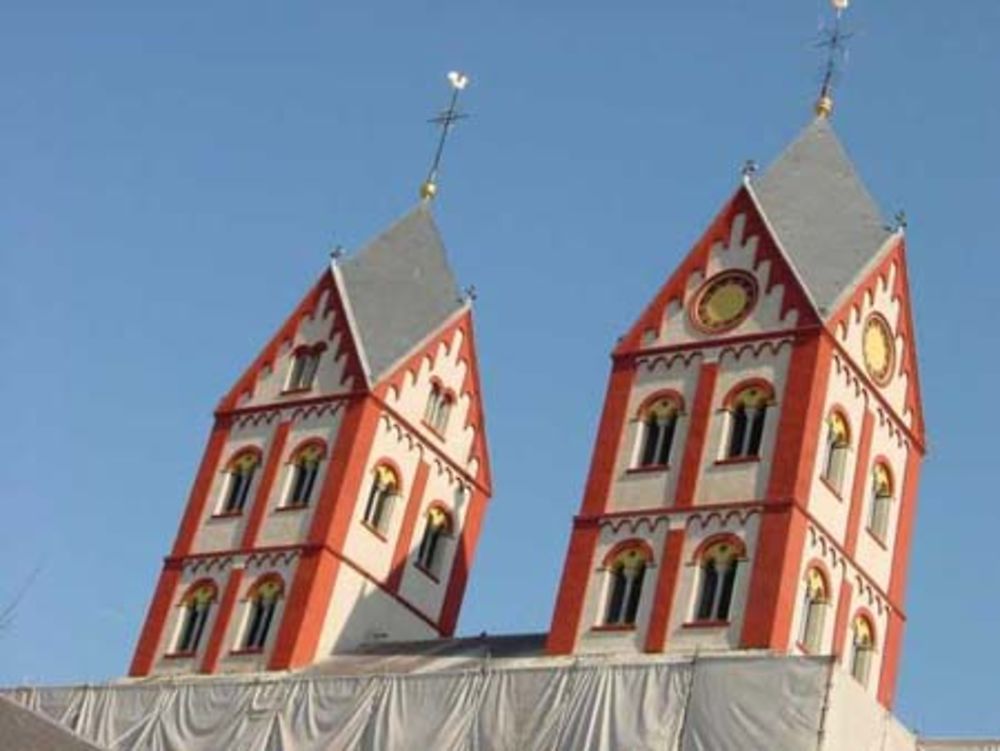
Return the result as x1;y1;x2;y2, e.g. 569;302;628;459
721;379;775;410
690;533;747;565
367;457;405;496
849;609;878;685
180;578;219;604
635;389;686;419
867;457;895;541
286;437;328;463
172;579;219;655
226;446;264;471
361;459;405;534
241;573;286;652
281;439;328;508
218;446;264;515
602;538;656;569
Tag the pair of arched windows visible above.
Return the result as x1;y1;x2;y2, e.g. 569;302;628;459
602;542;653;627
725;384;772;460
174;581;218;655
694;538;744;622
822;411;851;493
850;614;876;686
799;567;830;653
286;343;325;392
282;442;324;508
242;577;284;652
635;395;682;469
363;463;400;533
424;381;455;435
867;463;894;542
416;505;453;575
220;450;261;514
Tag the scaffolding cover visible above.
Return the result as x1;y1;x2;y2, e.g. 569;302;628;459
2;654;925;751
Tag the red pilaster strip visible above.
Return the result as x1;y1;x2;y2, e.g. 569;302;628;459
844;410;875;557
889;447;923;604
439;488;489;635
171;419;231;557
739;505;808;649
580;359;636;515
644;528;687;652
830;578;853;663
270;395;382;669
674;362;719;507
386;460;431;594
878;610;905;708
545;521;600;655
127;564;182;676
766;333;830;501
239;420;291;549
200;567;245;673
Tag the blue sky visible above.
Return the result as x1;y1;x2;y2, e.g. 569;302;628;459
1;0;998;736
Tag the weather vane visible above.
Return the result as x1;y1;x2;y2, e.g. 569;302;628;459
814;0;854;118
420;71;470;200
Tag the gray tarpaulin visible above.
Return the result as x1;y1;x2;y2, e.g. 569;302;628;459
0;653;940;751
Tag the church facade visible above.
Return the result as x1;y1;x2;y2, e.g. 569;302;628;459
546;117;925;709
129;206;492;677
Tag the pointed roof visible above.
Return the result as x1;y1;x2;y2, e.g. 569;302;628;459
0;695;105;750
337;204;463;383
750;117;893;317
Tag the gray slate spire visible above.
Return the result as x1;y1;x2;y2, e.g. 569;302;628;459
750;117;893;317
337;204;463;383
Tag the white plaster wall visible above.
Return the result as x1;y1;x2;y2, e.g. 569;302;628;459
641;212;801;349
255;406;345;548
853;415;910;591
340;415;422;583
382;324;481;478
192;417;280;554
575;516;670;654
697;344;791;504
806;355;869;542
609;354;700;512
215;552;300;674
835;259;914;430
238;286;357;409
316;565;438;657
665;512;760;653
396;461;469;623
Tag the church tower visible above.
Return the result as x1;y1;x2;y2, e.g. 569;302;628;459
546;116;925;709
129;203;492;677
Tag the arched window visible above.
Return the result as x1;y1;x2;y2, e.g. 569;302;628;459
821;412;851;492
284;443;324;508
799;567;829;653
867;462;893;541
636;395;682;468
424;381;454;434
220;450;260;514
850;614;876;685
286;344;324;392
725;383;773;459
603;542;653;627
416;505;453;574
362;463;400;533
694;538;745;622
243;577;284;651
174;581;217;654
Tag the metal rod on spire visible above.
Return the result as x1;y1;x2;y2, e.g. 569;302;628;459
814;0;854;118
420;71;470;201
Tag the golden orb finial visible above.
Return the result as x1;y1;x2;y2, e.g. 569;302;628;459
419;180;438;200
815;93;834;118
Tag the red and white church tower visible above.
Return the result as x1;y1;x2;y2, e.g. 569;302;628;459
546;115;925;709
130;203;492;677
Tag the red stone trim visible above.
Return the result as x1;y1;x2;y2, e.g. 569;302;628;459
635;389;687;416
601;538;656;567
439;488;489;635
845;410;875;557
644;528;686;652
386;461;430;594
590;623;636;633
690;532;747;563
878;610;905;708
170;420;231;558
200;568;245;673
831;579;854;663
682;620;730;629
674;362;719;508
240;420;291;549
546;524;601;655
625;464;670;475
713;456;760;467
128;565;183;676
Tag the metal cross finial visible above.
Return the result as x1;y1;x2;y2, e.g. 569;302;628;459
420;71;470;201
814;0;854;118
893;209;908;232
462;285;478;303
741;159;759;179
